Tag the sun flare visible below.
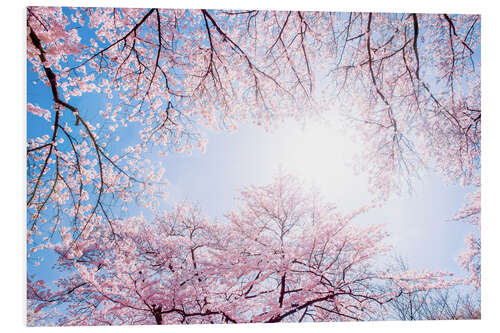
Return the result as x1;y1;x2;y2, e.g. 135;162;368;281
281;121;365;202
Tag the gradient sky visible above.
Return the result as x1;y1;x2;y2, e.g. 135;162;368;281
26;8;477;293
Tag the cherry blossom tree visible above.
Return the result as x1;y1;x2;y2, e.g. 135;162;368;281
318;12;480;197
384;255;480;321
26;6;326;259
449;187;481;289
218;173;457;322
28;202;232;325
27;174;457;325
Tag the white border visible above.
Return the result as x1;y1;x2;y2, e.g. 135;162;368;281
3;0;498;332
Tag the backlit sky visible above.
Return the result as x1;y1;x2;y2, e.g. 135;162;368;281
25;7;477;294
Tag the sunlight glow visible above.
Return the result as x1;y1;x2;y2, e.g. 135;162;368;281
280;120;370;209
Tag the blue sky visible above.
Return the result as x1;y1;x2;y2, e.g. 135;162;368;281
26;7;478;300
